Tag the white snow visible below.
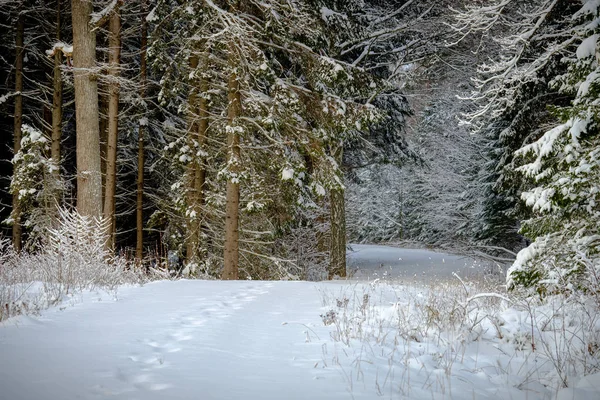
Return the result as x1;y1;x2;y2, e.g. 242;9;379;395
320;7;339;21
22;124;46;144
146;7;158;22
46;42;72;57
62;44;73;55
574;0;600;19
576;34;598;59
1;245;599;400
0;281;354;400
521;186;555;212
557;373;600;400
516;122;567;178
0;92;13;105
577;70;600;99
281;167;294;180
90;0;119;26
347;243;492;281
314;183;326;196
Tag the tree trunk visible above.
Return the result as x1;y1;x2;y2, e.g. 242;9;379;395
222;63;241;280
51;0;62;180
186;52;209;265
194;70;208;249
329;144;346;279
99;87;108;201
103;8;121;250
185;55;199;263
12;12;24;252
136;0;148;262
72;0;103;218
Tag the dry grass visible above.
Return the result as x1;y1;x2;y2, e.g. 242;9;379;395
318;275;600;398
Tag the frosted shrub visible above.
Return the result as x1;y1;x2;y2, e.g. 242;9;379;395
38;208;136;299
319;280;600;396
0;238;39;321
0;208;145;321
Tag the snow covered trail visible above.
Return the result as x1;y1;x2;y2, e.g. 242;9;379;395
348;243;493;281
5;246;598;400
0;281;352;400
0;245;500;400
2;278;599;400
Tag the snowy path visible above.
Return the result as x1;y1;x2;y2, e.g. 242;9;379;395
348;243;492;281
8;246;592;400
0;280;354;400
0;245;498;400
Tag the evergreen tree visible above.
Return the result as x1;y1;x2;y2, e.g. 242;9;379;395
450;0;580;252
509;1;600;293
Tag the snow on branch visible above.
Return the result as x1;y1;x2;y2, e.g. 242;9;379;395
449;0;566;131
90;0;123;30
464;292;512;305
0;92;17;105
46;42;73;57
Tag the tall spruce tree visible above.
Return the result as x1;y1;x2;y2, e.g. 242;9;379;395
509;1;600;293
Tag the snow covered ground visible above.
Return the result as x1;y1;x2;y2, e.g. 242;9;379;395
1;281;352;400
1;245;599;400
347;243;495;281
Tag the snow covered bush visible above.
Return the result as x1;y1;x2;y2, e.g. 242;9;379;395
0;208;146;321
509;3;600;295
37;208;135;296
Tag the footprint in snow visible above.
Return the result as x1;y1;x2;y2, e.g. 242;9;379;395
114;368;172;392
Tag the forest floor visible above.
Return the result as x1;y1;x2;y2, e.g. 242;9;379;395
1;246;599;400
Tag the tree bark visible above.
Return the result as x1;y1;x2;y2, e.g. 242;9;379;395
194;70;208;251
186;52;209;265
136;0;148;262
222;63;241;280
12;11;24;252
185;55;199;263
72;0;103;218
103;8;121;250
329;144;346;279
99;84;107;201
51;0;62;180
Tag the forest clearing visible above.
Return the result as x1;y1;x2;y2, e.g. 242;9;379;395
2;246;598;399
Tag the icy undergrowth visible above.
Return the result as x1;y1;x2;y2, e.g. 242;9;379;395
0;243;148;322
318;280;600;399
0;209;157;322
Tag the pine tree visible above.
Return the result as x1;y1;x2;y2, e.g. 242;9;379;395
509;2;600;293
449;0;580;252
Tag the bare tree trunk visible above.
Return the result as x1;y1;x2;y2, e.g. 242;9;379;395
136;0;148;262
72;0;103;218
329;144;346;279
222;62;241;280
99;85;107;201
185;55;199;263
12;12;24;252
51;0;62;180
194;67;208;248
186;52;209;264
103;8;121;250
